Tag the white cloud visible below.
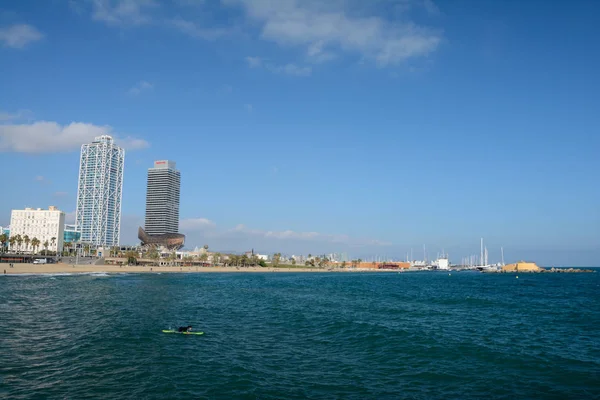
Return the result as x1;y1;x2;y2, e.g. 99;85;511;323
228;223;391;247
169;18;231;40
64;211;76;225
180;218;216;231
0;109;34;122
0;121;149;153
246;56;311;77
228;0;441;66
270;63;312;76
0;24;44;48
127;80;154;95
181;219;391;248
90;0;158;26
246;56;262;68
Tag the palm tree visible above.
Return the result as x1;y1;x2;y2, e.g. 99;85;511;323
0;233;7;253
147;248;159;265
213;252;221;266
15;234;23;253
84;244;90;257
50;237;57;252
23;235;30;253
357;258;363;268
240;254;249;267
43;240;49;255
63;241;70;256
291;258;296;266
272;253;281;267
168;251;177;265
199;253;209;265
341;261;347;269
31;237;40;255
9;236;17;253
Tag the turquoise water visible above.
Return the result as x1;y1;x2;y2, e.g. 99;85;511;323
1;271;599;399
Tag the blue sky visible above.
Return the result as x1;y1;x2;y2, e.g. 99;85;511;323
1;0;599;266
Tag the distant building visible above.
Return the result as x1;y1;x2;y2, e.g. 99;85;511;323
138;160;184;250
9;206;65;253
144;160;181;235
0;226;9;252
75;135;125;246
64;224;81;243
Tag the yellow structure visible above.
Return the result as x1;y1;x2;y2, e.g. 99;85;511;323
502;261;542;272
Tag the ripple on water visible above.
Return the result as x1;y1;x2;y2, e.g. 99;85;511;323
1;272;599;399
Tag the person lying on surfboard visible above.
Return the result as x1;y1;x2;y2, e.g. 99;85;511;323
178;325;193;333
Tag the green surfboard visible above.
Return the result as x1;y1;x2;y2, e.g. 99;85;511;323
162;330;204;335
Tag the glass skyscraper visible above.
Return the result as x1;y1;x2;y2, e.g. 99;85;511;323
144;160;180;235
75;135;125;246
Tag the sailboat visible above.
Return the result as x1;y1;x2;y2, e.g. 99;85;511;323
476;238;496;271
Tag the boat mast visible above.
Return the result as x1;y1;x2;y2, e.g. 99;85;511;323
480;238;484;267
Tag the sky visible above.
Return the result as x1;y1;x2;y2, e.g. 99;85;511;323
1;0;599;266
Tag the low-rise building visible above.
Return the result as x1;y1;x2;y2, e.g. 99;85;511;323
64;224;81;244
9;206;65;253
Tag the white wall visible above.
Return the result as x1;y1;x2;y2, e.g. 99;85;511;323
9;208;66;253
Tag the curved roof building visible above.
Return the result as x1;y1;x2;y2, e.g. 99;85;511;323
138;227;185;250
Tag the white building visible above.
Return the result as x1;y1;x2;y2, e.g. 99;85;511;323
75;135;125;247
9;206;65;253
145;160;181;235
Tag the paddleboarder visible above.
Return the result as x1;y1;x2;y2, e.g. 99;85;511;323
178;325;193;333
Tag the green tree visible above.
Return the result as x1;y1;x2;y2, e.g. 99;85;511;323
31;237;40;255
213;252;221;266
63;241;71;256
9;236;17;252
341;261;347;269
0;233;7;253
199;253;209;264
43;240;49;254
319;256;329;268
50;237;57;252
23;235;30;253
291;258;296;266
125;250;138;265
272;253;281;267
240;254;249;267
147;248;159;265
84;244;90;257
15;234;23;253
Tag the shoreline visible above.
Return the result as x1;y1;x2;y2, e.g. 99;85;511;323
2;263;596;276
0;263;395;275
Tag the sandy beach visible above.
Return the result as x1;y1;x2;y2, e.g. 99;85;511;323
0;263;360;275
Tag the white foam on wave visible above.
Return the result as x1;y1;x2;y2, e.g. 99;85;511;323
3;273;76;277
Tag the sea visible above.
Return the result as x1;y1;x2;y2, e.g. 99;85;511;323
1;271;599;399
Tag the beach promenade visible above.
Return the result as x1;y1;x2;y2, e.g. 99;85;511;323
0;263;360;275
